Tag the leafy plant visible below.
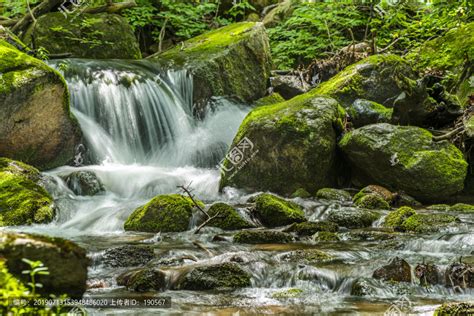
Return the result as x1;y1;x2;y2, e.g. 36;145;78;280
21;258;50;297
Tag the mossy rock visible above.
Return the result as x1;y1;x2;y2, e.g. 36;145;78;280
233;229;294;244
0;231;88;298
434;302;474;316
348;99;392;128
177;262;251;290
312;231;340;242
353;185;394;205
63;170;104;196
354;194;390;210
253;193;306;227
124;194;203;233
449;203;474;213
316;188;352;202
401;213;459;234
285;221;338;236
117;267;166;292
156;22;271;117
344;229;399;242
102;245;155;268
372;257;411;283
0;40;81;170
314;54;435;126
427;204;450;211
23;12;141;59
219;95;345;195
206;202;253;230
351;278;377;296
326;207;380;229
0;158;55;226
272;288;303;299
383;207;416;231
290;188;311;199
339;123;468;202
279;249;333;264
254;92;285;107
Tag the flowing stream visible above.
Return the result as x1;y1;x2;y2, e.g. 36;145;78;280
8;59;473;315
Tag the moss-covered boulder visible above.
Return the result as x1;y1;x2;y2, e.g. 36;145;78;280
316;188;352;202
279;249;333;264
326;207;380;229
354;194;390;210
290;188;312;198
314;54;435;126
0;40;81;170
0;158;55;226
102;245;155;268
372;257;411;283
353;185;394;204
156;22;271;117
233;229;294;244
23;13;141;59
176;262;251;290
284;221;338;236
117;267;166;292
401;213;459;234
206;202;253;230
253;193;306;227
449;203;474;213
63;170;104;196
219;95;345;195
407;22;474;105
124;194;203;233
0;231;88;298
339;123;468;202
383;207;416;231
348;99;392;128
434;302;474;316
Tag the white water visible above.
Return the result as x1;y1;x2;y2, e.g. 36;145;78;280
37;59;250;234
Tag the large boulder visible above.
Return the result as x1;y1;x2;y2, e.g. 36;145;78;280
124;194;203;233
219;94;345;195
23;12;141;59
314;54;437;126
155;22;271;117
0;231;89;298
0;158;55;226
0;39;81;170
339;123;468;202
206;202;253;230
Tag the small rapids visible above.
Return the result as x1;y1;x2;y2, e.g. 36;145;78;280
6;59;473;315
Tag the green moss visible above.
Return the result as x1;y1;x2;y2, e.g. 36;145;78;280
254;193;306;227
354;194;390;210
124;194;203;233
383;207;416;231
280;249;333;264
254;93;285;107
449;203;474;213
313;231;340;242
427;204;450;211
233;230;294;244
326;208;381;229
401;213;459;233
285;221;338;236
434;302;474;316
207;202;253;230
316;188;351;202
179;262;251;290
290;188;311;198
272;288;303;299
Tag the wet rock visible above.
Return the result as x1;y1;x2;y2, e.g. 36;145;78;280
372;257;411;283
0;39;81;170
316;188;352;202
414;263;440;286
156;22;271;117
348;99;392;128
253;193;306;227
279;249;333;264
354;194;390;210
290;188;311;199
434;302;474;315
117;267;167;292
233;230;294;244
351;278;376;296
102;245;155;268
177;262;251;290
0;158;55;226
445;262;474;289
220;95;345;195
87;279;108;289
401;213;459;234
383;207;417;232
312;231;340;242
272;288;303;299
270;75;309;99
393;192;421;208
353;185;394;209
124;194;203;233
24;13;141;59
0;231;88;298
326;207;380;229
427;204;450;211
284;221;338;236
449;203;474;213
344;229;398;242
206;202;253;230
339;123;468;202
63;171;105;196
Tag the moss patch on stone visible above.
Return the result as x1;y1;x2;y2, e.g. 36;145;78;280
272;288;303;299
383;207;416;231
207;202;253;230
254;92;285;107
313;231;340;242
449;203;474;213
354;193;390;210
233;230;294;244
434;302;474;316
401;213;459;233
316;188;352;202
326;208;381;229
279;249;333;264
285;221;338;236
178;262;251;290
290;188;311;199
254;193;306;227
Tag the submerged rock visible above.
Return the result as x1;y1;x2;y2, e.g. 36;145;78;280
63;170;105;196
372;257;411;283
339;123;468;202
284;221;338;236
0;39;81;170
206;202;253;230
117;267;167;292
23;13;141;59
434;302;474;316
326;207;380;229
233;229;294;244
102;245;155;268
0;231;88;297
156;22;271;117
176;262;251;290
219;95;345;195
0;158;55;226
253;193;306;227
124;194;203;233
348;99;392;128
315;188;352;202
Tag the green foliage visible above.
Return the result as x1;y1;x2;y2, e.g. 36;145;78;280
227;0;255;20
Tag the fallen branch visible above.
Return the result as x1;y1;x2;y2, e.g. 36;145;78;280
11;0;62;36
192;241;213;257
194;211;221;234
432;126;465;142
178;183;218;234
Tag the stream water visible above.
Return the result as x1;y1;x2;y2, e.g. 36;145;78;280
5;59;473;315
